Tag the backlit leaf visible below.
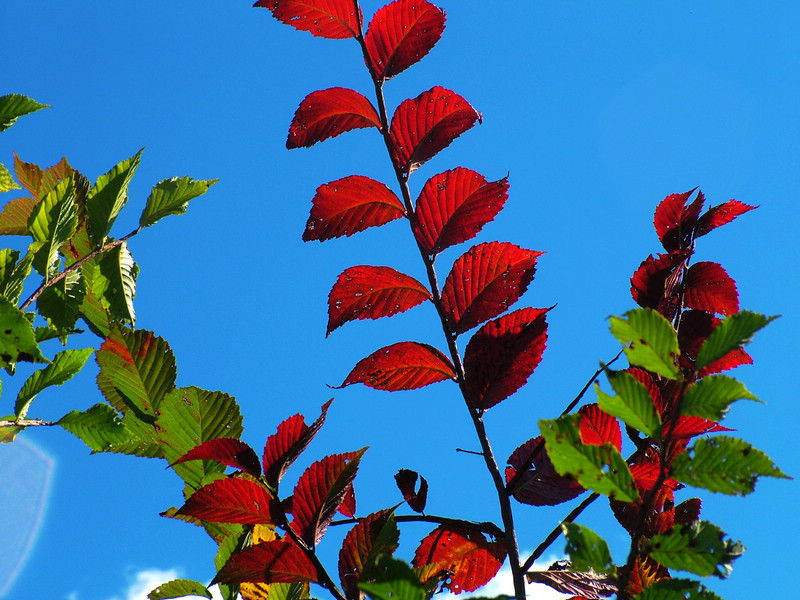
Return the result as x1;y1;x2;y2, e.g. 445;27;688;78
0;250;33;304
215;538;319;585
327;265;431;335
0;163;19;193
694;199;756;238
338;510;400;599
695;311;775;371
14;154;74;202
255;0;361;39
681;375;760;422
505;436;584;506
683;262;738;316
578;403;622;451
86;242;138;324
413;168;508;255
562;523;614;575
389;86;480;174
36;268;85;332
178;478;282;525
0;94;49;131
358;555;425;600
598;370;662;440
58;403;135;452
630;252;686;313
609;309;680;380
0;297;47;367
27;175;78;277
646;521;743;578
173;437;261;477
527;563;617;599
0;196;38;235
140;176;217;228
303;175;405;241
147;578;212;600
394;469;428;513
86;149;143;244
364;0;446;81
287;88;380;149
338;341;455;391
653;189;703;252
14;347;93;418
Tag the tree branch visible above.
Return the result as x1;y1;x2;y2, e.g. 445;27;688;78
332;513;504;540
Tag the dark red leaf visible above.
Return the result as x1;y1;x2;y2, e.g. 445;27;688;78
338;510;399;599
287;87;380;149
177;478;283;525
674;497;702;524
291;449;366;546
254;0;361;39
327;266;431;336
678;310;752;376
394;469;428;513
579;403;622;452
338;341;455;391
442;242;543;335
303;175;406;242
412;526;506;594
666;416;730;440
339;483;356;518
412;168;509;255
505;437;584;506
630;252;686;313
463;307;548;410
214;538;319;584
364;0;446;81
263;400;332;488
695;199;756;238
172;437;262;477
653;188;703;252
389;86;480;174
683;261;739;315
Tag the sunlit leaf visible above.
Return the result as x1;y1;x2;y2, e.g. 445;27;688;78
338;341;455;391
598;370;662;440
255;0;361;39
653;189;703;252
0;196;38;235
695;311;776;371
527;562;617;599
683;262;738;316
578;403;622;451
0;163;19;193
84;242;138;324
173;437;261;477
14;347;93;418
681;375;761;422
140;176;217;228
359;555;425;600
562;523;614;575
147;578;212;600
287;88;380;149
338;510;400;598
14;154;74;201
646;521;743;578
694;199;756;238
214;538;320;585
0;296;47;368
0;94;49;131
86;149;143;244
609;309;680;379
36;268;85;332
178;478;283;525
27;175;78;277
0;250;33;304
58;403;135;452
630;252;686;313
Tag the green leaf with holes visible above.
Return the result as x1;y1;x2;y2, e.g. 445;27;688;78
609;309;680;379
696;311;776;370
598;370;661;439
646;521;743;578
15;347;93;418
681;375;761;422
140;176;217;228
0;296;47;368
27;175;78;278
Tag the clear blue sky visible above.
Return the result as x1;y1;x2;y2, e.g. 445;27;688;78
2;2;798;599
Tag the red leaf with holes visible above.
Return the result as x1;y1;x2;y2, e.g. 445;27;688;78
254;0;361;39
579;403;622;451
338;510;399;599
389;86;480;174
683;261;739;315
412;526;506;594
287;88;380;149
327;266;431;336
339;483;356;518
338;342;455;391
653;189;704;252
413;168;509;255
395;469;428;513
364;0;446;81
630;252;686;311
214;538;319;584
463;307;548;410
173;438;262;477
303;175;405;242
675;497;702;524
177;478;282;524
263;400;332;488
505;437;584;506
291;449;366;546
441;242;543;335
695;199;756;238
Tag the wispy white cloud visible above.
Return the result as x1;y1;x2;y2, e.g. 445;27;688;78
106;569;181;600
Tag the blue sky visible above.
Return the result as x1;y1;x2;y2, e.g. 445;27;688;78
2;2;798;599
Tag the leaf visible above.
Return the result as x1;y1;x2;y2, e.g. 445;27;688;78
578;403;622;451
327;266;431;335
394;469;428;513
303;175;405;242
0;94;49;131
214;538;320;585
291;448;367;546
0;162;19;193
0;250;33;304
677;310;753;376
562;523;614;575
27;175;78;277
359;556;425;600
338;341;456;391
670;435;789;495
173;437;262;477
178;478;283;525
632;579;724;600
681;375;761;422
287;88;380;149
413;168;509;256
412;526;506;594
683;262;738;316
695;311;776;371
463;307;548;409
255;0;361;39
646;521;743;578
527;564;617;599
58;403;135;452
0;196;38;235
364;0;446;81
389;86;480;174
505;436;584;506
694;199;756;238
86;149;143;244
36;267;85;332
442;242;543;335
609;309;680;379
598;370;662;440
653;189;703;252
147;578;212;600
140;176;218;228
14;154;74;203
0;296;47;367
14;348;93;418
338;510;400;599
629;252;687;313
263;399;332;488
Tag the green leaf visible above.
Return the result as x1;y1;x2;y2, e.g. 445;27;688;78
14;347;93;418
670;435;789;495
561;522;614;575
359;556;426;600
78;266;113;337
140;176;218;228
58;403;138;452
633;579;724;600
538;415;638;502
696;311;777;370
86;149;143;244
27;175;78;278
681;375;761;422
0;94;49;131
0;162;20;192
147;578;212;600
0;415;24;443
598;370;662;439
36;267;86;334
646;520;743;578
85;242;138;324
0;296;47;368
609;308;680;379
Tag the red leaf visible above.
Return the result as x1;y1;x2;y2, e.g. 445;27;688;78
14;153;73;199
412;168;509;255
327;266;431;336
394;469;428;513
0;196;38;236
254;0;361;39
338;510;399;599
173;438;262;477
653;189;703;252
683;261;739;315
463;307;548;410
177;478;282;525
303;175;405;241
505;437;583;506
441;242;543;335
674;497;702;524
338;341;455;391
291;449;367;546
389;86;480;174
364;0;446;81
630;252;686;313
695;199;756;238
678;310;752;376
263;400;332;488
579;403;622;452
412;526;506;594
214;538;319;584
287;88;380;149
339;483;356;518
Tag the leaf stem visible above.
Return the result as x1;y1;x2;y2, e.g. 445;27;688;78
332;513;504;540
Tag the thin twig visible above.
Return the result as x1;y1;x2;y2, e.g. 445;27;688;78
0;418;57;428
332;513;505;540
